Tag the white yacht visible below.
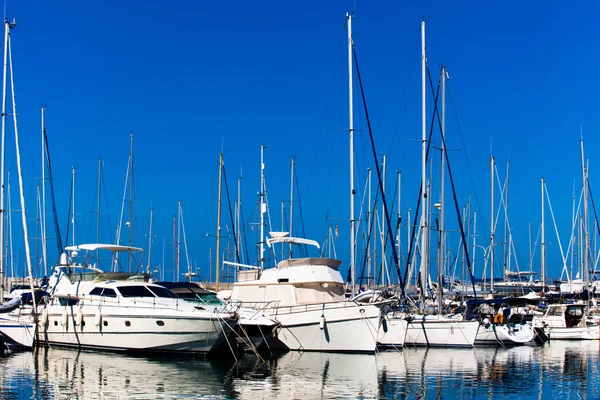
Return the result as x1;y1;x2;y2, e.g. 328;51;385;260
39;244;238;355
534;302;600;340
224;235;381;353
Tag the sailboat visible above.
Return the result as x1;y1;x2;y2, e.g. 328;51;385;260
0;19;38;350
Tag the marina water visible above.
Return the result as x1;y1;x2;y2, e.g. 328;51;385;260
1;341;599;399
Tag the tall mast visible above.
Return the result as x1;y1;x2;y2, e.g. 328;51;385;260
490;156;495;292
347;12;356;297
259;144;266;269
367;168;372;286
541;178;545;287
216;153;223;292
96;158;102;264
40;107;47;274
437;66;447;314
147;208;153;274
128;133;134;271
289;157;294;257
381;154;386;286
580;137;589;291
0;20;12;302
237;171;242;265
71;166;76;246
8;24;36;311
176;200;181;281
419;19;428;310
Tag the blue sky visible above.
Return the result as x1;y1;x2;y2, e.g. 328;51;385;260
3;0;600;284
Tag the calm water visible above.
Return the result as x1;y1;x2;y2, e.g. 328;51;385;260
1;341;599;399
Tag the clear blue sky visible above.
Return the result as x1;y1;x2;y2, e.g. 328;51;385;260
3;0;600;284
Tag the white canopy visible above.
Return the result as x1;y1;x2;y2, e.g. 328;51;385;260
65;244;144;253
266;236;319;249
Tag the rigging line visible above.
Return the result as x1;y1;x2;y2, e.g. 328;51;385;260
222;165;240;264
353;47;405;294
427;65;478;299
64;174;73;249
446;80;485;224
293;167;309;255
192;155;221;262
43;127;63;256
401;76;440;294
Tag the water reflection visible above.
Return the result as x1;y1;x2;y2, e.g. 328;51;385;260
0;342;599;399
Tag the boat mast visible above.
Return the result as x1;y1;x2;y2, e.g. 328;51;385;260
71;166;75;246
96;158;102;264
347;12;356;297
147;208;153;274
580;137;589;294
0;20;11;302
381;154;387;286
490;156;495;292
176;200;181;281
8;22;36;311
437;66;447;315
216;153;223;291
419;19;428;311
41;107;47;274
367;167;372;286
128;133;134;271
237;170;242;265
259;144;266;270
289;157;294;257
541;178;545;288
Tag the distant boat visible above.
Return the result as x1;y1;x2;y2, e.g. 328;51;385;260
534;303;600;340
38;244;238;355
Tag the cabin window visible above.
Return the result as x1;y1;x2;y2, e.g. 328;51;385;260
125;321;131;327
567;307;583;316
278;278;289;283
89;288;117;298
548;307;563;316
147;286;179;299
156;320;165;326
117;286;155;298
102;289;117;298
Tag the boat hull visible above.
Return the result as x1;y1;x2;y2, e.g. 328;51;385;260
37;306;236;354
0;315;35;350
546;325;600;340
404;316;479;347
258;302;380;353
377;313;408;348
475;323;536;346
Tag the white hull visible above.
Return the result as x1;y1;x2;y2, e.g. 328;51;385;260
260;302;380;352
38;305;236;354
0;315;35;349
404;315;478;347
547;325;600;340
475;323;536;346
377;313;408;347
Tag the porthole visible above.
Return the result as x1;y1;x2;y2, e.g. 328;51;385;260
156;320;165;327
53;320;58;326
82;321;86;327
125;321;131;327
103;320;108;327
